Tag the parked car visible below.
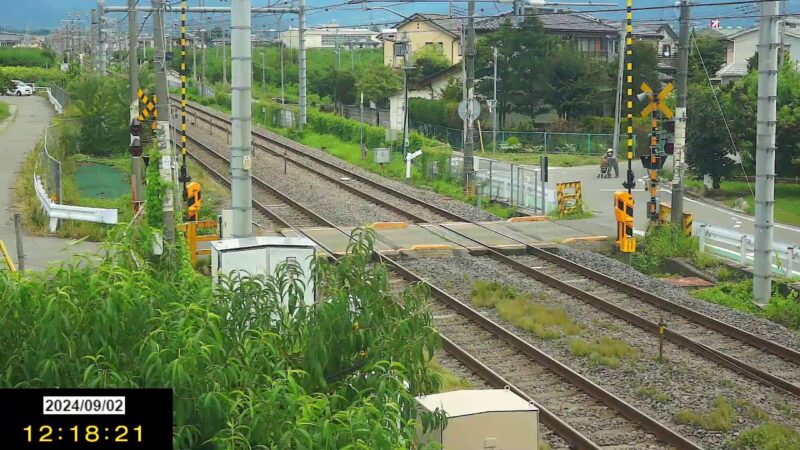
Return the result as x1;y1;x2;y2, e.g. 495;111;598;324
5;80;33;96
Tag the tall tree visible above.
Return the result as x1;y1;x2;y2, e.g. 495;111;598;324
540;46;614;120
688;34;728;83
410;45;450;84
355;64;402;107
686;83;737;188
475;18;554;127
630;40;660;104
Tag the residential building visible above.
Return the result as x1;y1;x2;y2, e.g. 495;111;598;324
716;23;800;84
0;31;43;48
381;14;462;67
280;25;380;49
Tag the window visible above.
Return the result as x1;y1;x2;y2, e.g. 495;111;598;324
661;44;672;57
424;42;444;53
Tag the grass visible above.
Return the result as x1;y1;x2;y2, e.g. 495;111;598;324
568;336;637;368
0;101;9;121
631;223;698;274
489;151;600;167
427;357;472;393
637;386;671;403
548;200;593;220
685;179;800;226
727;422;800;450
675;397;736;431
732;399;769;421
470;280;583;339
692;279;800;330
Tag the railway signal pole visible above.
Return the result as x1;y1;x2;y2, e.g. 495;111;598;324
230;0;254;237
128;0;143;212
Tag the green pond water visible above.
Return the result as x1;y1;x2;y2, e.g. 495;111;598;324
74;163;129;199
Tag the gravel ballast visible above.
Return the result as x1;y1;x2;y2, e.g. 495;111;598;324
397;254;800;449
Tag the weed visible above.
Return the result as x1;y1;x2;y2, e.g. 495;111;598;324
727;422;800;450
733;399;769;421
427;357;471;392
568;336;637;368
637;386;671;403
692;280;800;330
594;320;621;332
538;439;552;450
632;223;698;274
0;101;9;121
719;378;736;389
775;401;800;419
675;397;736;431
548;200;593;220
693;251;720;270
470;281;583;339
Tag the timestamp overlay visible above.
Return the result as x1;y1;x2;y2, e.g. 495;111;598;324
0;388;172;450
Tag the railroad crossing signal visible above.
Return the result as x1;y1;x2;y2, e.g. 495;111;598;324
137;88;158;128
639;82;674;119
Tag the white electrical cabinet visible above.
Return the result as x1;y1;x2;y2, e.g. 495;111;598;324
210;236;317;306
416;389;539;450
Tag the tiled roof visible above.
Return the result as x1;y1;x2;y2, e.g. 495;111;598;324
717;61;749;77
475;10;618;34
397;13;462;36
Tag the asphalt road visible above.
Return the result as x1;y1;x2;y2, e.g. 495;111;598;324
0;95;98;271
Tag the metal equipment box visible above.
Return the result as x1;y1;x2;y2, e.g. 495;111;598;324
210;236;317;307
374;147;391;164
416;389;539;450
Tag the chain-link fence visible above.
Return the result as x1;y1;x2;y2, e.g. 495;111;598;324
411;121;618;155
37;125;62;204
49;86;69;110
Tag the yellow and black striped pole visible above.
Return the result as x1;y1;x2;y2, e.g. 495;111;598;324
179;0;191;190
623;0;635;195
649;100;660;221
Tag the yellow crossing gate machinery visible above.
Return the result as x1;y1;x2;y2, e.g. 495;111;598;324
658;203;693;236
614;192;636;253
185;181;202;221
137;89;158;130
555;182;582;215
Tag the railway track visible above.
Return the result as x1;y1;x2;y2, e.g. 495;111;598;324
178;129;699;450
177;99;800;402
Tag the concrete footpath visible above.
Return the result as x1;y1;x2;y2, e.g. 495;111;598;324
0;96;99;271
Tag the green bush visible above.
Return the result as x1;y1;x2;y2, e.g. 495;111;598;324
307;108;387;148
0;227;445;449
0;66;67;87
0;47;56;68
693;279;800;330
506;136;521;146
727;422;800;450
408;98;461;128
631;224;698;274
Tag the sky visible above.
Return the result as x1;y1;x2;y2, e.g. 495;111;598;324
0;0;776;33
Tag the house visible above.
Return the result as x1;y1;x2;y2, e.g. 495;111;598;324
0;32;41;48
716;23;800;84
281;25;380;50
381;9;676;66
381;14;462;67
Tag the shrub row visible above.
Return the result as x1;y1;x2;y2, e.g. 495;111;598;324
307;108;387;148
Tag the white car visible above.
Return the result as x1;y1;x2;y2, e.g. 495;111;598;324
6;81;33;96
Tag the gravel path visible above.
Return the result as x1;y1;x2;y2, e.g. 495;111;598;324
397;254;800;449
553;246;800;353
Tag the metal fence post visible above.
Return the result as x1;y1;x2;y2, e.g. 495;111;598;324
517;166;522;207
510;163;514;204
698;224;707;252
534;169;539;212
13;213;24;272
740;235;748;265
488;160;493;200
788;246;795;278
587;134;591;154
544;132;548;152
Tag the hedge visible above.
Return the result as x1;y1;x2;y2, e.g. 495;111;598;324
307;108;386;148
0;67;68;88
409;98;461;128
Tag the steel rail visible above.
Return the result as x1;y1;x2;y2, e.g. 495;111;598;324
180;130;698;450
179;100;800;400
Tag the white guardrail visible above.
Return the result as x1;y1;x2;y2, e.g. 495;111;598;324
34;174;118;232
694;222;800;279
35;87;63;114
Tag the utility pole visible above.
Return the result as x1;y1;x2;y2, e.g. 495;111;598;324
152;0;176;242
299;0;307;128
192;33;197;81
128;0;143;212
463;0;476;192
91;9;98;72
492;46;498;153
98;0;107;74
754;0;779;306
200;0;206;96
612;29;625;158
277;15;285;104
671;0;690;225
222;28;227;86
230;0;253;237
262;49;266;87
